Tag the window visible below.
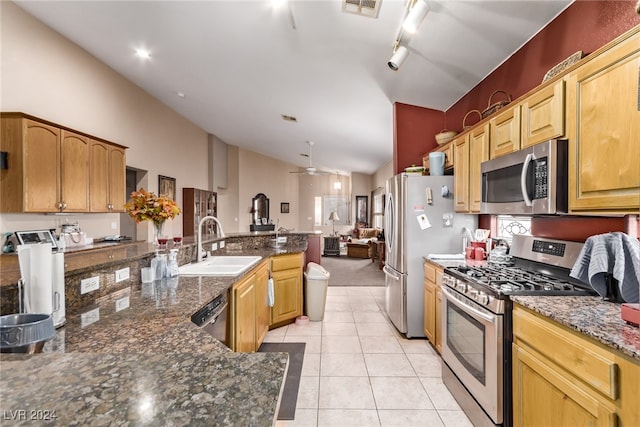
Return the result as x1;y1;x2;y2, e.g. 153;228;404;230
496;215;531;243
371;187;385;230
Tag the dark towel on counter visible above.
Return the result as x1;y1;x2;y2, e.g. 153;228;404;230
570;232;639;303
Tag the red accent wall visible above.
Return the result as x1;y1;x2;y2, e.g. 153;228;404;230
393;103;444;174
446;1;640;131
393;2;639;241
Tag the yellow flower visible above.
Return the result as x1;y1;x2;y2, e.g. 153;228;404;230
124;188;181;225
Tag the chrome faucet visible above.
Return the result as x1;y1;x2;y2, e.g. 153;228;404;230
197;216;225;263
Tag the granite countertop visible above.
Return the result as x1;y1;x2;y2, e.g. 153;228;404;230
511;296;640;361
423;256;640;362
0;245;308;425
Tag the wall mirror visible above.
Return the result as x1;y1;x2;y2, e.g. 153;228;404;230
252;193;269;224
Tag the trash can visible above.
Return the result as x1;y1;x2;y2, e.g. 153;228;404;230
304;262;330;321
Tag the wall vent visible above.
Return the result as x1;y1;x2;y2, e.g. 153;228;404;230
342;0;381;19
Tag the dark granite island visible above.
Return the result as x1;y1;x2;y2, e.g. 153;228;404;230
0;232;313;426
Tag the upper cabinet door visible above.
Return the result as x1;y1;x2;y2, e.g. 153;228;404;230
23;120;60;212
521;80;565;149
89;140;109;212
566;29;640;214
60;130;90;212
469;123;490;212
453;135;470;213
108;146;126;212
490;104;521;158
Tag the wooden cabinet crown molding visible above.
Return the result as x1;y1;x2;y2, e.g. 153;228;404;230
0;112;128;149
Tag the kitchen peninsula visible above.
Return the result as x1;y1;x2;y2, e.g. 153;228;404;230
0;232;312;426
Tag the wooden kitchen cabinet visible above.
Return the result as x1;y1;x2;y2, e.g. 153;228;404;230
521;80;565;149
230;272;257;353
453;122;489;214
89;140;126;212
0;113;126;213
270;252;303;327
512;304;639;427
229;259;273;353
469;123;490;212
423;260;444;354
489;104;521;158
565;28;640;214
254;260;270;347
423;261;436;343
453;134;470;213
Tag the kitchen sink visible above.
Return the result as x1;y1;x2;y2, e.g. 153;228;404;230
178;256;262;276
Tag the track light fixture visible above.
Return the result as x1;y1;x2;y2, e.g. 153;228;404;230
388;44;409;71
387;0;429;71
402;0;429;34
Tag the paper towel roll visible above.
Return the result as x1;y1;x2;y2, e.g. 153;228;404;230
17;244;54;315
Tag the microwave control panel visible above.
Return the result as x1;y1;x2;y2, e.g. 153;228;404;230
533;158;548;199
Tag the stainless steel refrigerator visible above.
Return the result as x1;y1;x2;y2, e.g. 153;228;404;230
383;173;477;338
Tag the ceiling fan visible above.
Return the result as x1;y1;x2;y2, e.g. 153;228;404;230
289;141;331;176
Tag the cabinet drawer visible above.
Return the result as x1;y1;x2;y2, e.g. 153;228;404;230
513;306;618;399
424;262;436;283
271;253;302;272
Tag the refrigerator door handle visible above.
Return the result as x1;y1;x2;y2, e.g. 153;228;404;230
383;265;401;281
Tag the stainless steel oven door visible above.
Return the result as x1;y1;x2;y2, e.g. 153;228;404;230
441;285;503;424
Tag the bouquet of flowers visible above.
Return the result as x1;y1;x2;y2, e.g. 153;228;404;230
124;188;181;225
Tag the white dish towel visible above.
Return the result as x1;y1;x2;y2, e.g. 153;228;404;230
268;278;275;307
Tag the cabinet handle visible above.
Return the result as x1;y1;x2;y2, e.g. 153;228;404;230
61;202;67;210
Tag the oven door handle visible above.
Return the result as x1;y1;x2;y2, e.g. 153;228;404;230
520;153;534;207
441;286;496;323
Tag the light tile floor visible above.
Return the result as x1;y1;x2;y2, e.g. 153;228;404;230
269;286;473;427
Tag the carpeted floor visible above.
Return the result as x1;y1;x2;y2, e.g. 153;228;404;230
319;255;385;286
257;342;306;420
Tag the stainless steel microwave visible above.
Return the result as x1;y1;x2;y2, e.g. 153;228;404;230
480;139;568;215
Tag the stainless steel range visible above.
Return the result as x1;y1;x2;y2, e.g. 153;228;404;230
440;235;597;427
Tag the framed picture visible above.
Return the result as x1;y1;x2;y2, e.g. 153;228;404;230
281;202;290;214
158;175;176;200
356;195;368;227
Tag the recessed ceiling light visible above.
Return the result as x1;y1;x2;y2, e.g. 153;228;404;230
176;91;186;98
271;0;287;9
281;114;297;122
135;48;151;60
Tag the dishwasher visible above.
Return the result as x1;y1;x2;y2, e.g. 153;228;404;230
190;292;229;348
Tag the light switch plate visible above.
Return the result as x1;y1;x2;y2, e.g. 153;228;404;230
80;276;100;294
220;240;225;248
211;242;218;251
115;267;130;283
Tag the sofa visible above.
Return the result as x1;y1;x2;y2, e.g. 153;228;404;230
346;227;382;258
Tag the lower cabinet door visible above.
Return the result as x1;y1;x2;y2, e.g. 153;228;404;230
423;282;435;342
232;274;256;353
271;268;302;325
512;343;617;427
255;262;270;347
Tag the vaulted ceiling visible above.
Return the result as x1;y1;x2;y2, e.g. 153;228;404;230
15;0;572;175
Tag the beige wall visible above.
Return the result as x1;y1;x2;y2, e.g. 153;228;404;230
237;149;300;232
0;2;394;241
373;160;394;192
0;2;208;239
